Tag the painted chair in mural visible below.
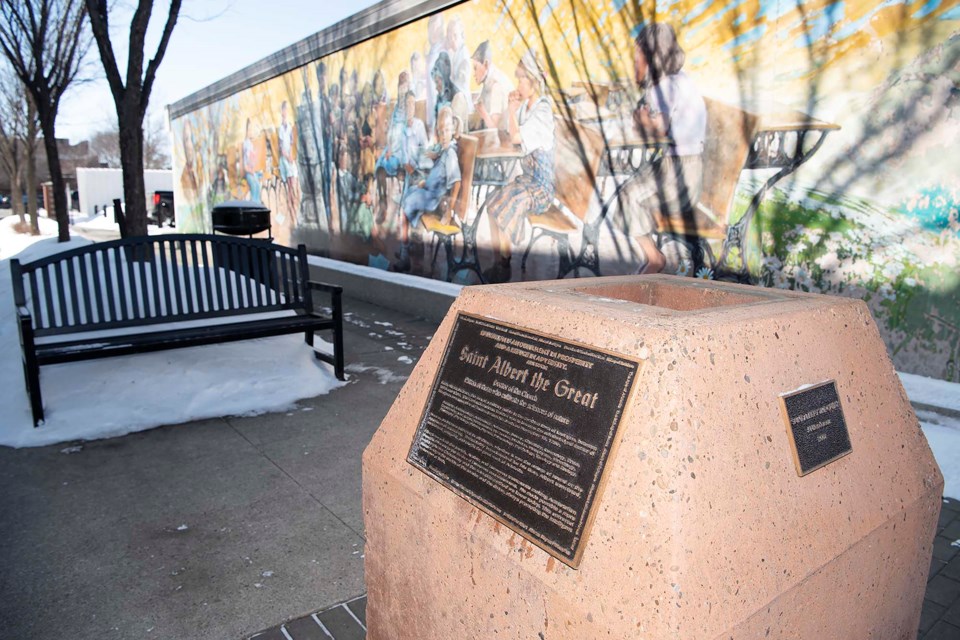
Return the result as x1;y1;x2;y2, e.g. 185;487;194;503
519;118;606;278
653;97;759;271
420;132;481;282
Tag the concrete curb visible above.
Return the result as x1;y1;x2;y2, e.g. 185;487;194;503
308;256;461;323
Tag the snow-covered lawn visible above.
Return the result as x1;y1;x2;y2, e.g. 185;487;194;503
0;214;956;500
0;214;345;448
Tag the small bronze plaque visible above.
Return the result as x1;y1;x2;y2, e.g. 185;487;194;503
780;380;852;476
408;314;638;567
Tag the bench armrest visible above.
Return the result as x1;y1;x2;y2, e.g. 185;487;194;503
306;280;345;380
308;280;343;296
307;280;343;317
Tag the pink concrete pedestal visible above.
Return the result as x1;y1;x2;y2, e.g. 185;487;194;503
362;276;942;639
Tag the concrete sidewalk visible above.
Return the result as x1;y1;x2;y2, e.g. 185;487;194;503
0;297;438;639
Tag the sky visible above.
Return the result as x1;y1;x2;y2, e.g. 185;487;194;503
57;0;384;143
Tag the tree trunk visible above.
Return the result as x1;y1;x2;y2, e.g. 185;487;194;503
11;166;23;225
26;130;39;235
36;108;69;241
118;103;147;237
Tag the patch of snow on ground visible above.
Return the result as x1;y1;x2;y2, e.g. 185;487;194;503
72;210;121;231
901;373;960;415
345;363;407;385
0;214;70;260
920;411;960;498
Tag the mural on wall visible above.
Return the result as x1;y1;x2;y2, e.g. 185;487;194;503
170;0;960;380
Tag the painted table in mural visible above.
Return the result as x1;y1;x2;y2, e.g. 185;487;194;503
473;142;523;197
715;107;841;281
564;116;669;278
430;139;523;283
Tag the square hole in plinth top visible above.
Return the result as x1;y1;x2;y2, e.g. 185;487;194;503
573;279;780;312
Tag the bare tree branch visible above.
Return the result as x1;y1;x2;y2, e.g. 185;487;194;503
84;0;182;236
0;0;92;241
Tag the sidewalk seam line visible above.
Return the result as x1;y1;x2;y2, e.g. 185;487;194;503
224;417;367;541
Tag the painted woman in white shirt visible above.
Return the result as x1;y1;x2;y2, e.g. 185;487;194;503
471;40;512;131
618;23;706;274
483;49;556;283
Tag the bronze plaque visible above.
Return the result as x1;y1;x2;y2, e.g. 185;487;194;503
780;380;852;476
408;314;638;567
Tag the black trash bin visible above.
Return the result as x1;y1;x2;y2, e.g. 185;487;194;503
211;200;272;238
210;200;277;289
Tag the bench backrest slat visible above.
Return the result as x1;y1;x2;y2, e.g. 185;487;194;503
65;258;80;325
13;235;314;337
41;266;56;327
278;249;290;303
77;253;93;324
136;244;150;319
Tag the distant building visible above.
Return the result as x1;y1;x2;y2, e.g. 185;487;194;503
0;137;104;198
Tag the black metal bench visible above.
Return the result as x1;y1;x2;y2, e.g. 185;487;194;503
10;234;345;426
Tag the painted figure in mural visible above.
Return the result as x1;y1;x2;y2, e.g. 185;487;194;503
483;49;556;284
400;91;429;179
618;22;706;274
278;101;300;224
329;81;345;224
471;40;512;131
410;52;427;101
349;71;360;109
343;94;362;179
337;146;375;240
241;118;263;203
425;13;445;131
177;118;205;229
372;70;389;106
375;72;412;220
315;62;333;222
180;119;199;201
359;83;379;182
431;52;469;138
394;105;462;273
446;16;472;117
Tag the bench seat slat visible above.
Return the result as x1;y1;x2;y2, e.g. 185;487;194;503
35;313;334;366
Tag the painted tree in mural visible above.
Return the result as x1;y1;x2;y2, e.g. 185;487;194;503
85;0;181;237
0;0;91;242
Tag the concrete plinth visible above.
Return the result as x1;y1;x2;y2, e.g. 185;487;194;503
362;275;942;639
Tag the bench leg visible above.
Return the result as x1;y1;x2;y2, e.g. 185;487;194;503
22;355;44;427
330;288;344;381
18;315;44;426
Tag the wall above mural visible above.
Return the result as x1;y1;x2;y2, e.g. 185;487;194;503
169;0;960;381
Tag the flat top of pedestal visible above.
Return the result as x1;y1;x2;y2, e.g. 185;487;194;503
464;275;843;325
